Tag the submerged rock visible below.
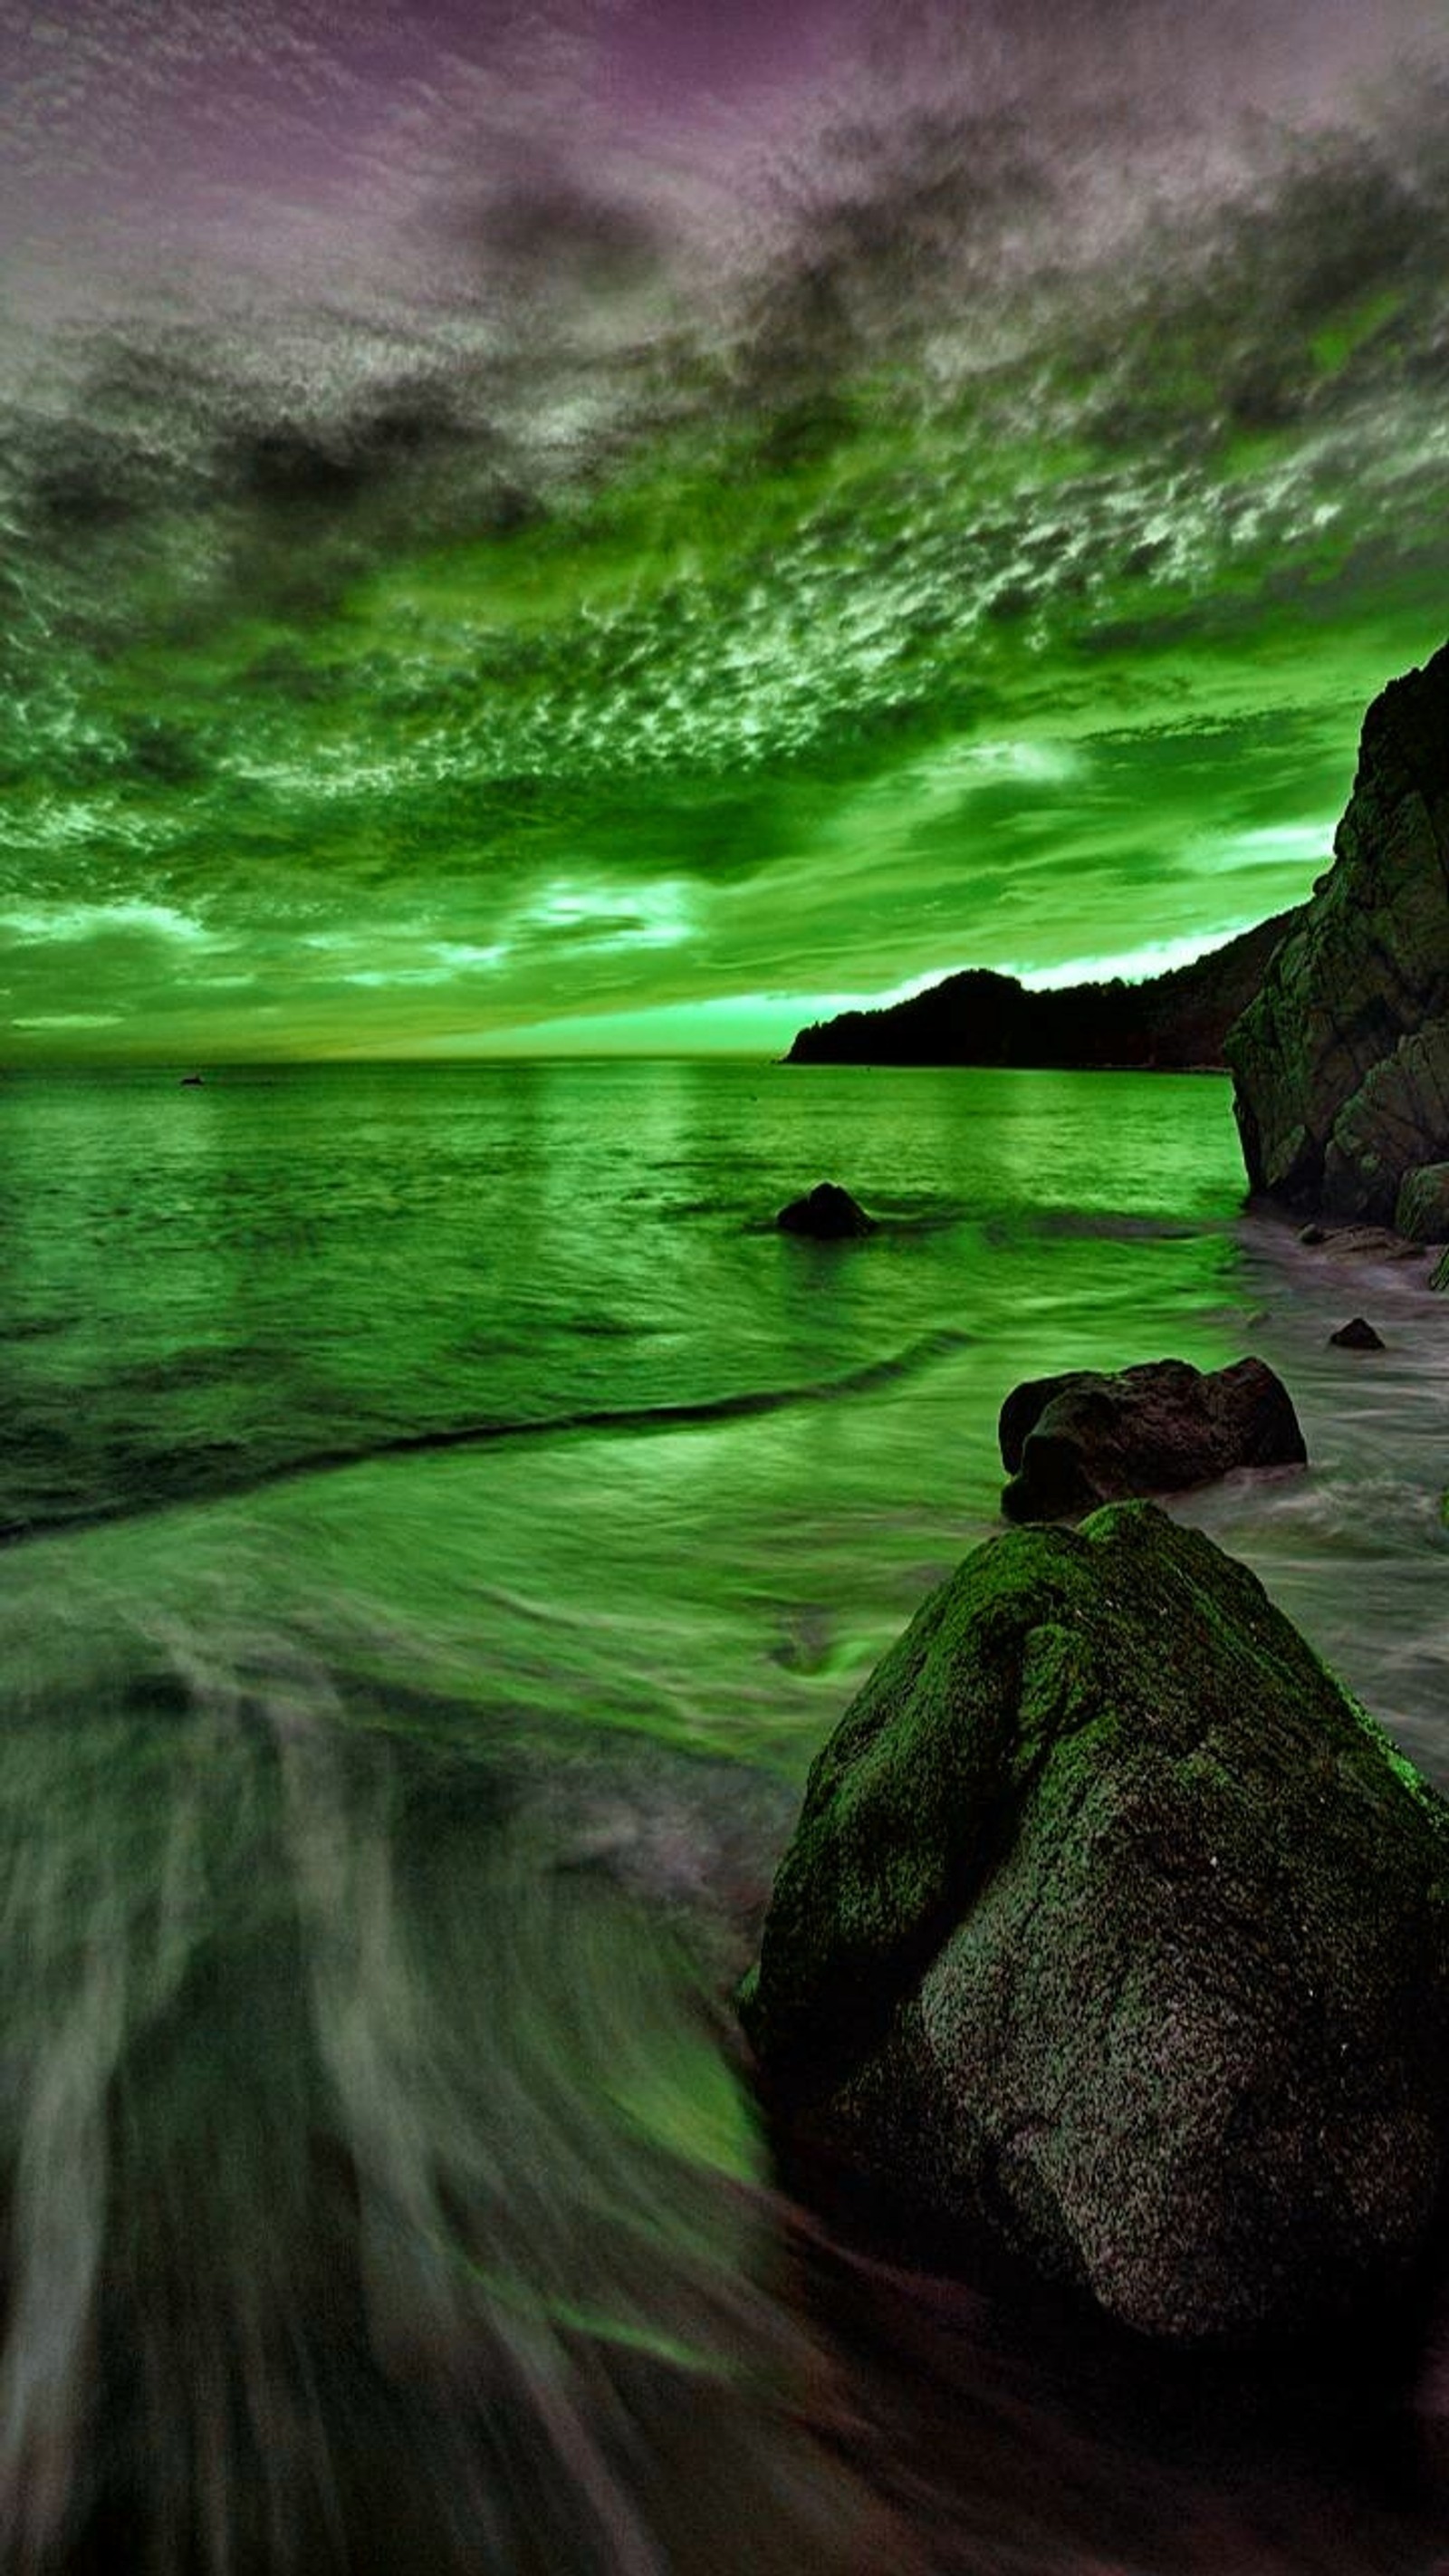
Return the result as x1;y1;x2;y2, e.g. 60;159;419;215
740;1502;1449;2347
997;1356;1305;1522
776;1181;874;1238
1329;1317;1385;1350
1225;639;1449;1221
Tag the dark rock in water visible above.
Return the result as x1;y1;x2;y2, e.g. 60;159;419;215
1299;1223;1328;1244
1396;1161;1449;1244
1225;639;1449;1221
1329;1317;1386;1350
739;1502;1449;2346
776;1181;874;1238
997;1356;1305;1522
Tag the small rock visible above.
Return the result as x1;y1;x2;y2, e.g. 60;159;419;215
997;1355;1305;1523
1329;1318;1385;1350
776;1181;874;1238
1299;1223;1328;1245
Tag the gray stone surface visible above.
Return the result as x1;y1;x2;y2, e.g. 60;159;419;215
997;1356;1305;1522
1226;640;1449;1220
741;1504;1449;2347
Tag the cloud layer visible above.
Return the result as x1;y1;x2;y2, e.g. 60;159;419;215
3;0;1448;1054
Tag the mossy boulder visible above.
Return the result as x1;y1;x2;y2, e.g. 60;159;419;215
740;1503;1449;2347
998;1356;1305;1522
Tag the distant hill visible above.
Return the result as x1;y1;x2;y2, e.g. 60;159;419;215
784;909;1303;1072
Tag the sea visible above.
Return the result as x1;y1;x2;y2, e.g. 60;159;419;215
1;1055;1447;2575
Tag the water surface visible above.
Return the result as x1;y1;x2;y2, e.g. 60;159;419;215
1;1060;1445;2572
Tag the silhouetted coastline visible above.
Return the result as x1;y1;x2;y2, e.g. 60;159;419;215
785;908;1301;1071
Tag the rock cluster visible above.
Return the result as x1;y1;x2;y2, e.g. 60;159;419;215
1226;639;1449;1221
740;1503;1449;2348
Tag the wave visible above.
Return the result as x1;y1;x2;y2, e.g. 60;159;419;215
0;1329;977;1553
0;1637;860;2576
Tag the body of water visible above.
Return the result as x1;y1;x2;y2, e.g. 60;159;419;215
1;1057;1446;2573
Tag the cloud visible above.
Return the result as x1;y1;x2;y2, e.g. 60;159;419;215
0;899;208;942
3;0;1449;1052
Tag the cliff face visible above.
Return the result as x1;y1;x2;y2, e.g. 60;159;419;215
1225;641;1449;1222
785;910;1300;1072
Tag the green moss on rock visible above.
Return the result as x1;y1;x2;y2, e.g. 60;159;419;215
742;1502;1449;2347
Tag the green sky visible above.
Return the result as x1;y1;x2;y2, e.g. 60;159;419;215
3;0;1448;1059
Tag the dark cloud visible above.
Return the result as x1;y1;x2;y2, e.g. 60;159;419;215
447;174;670;301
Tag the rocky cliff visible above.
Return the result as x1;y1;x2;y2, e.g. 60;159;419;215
786;910;1299;1072
1225;640;1449;1222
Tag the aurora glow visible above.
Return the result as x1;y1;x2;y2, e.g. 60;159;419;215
3;0;1449;1060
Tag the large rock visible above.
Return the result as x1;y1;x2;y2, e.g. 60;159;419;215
998;1355;1305;1521
1225;640;1449;1220
740;1503;1449;2346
